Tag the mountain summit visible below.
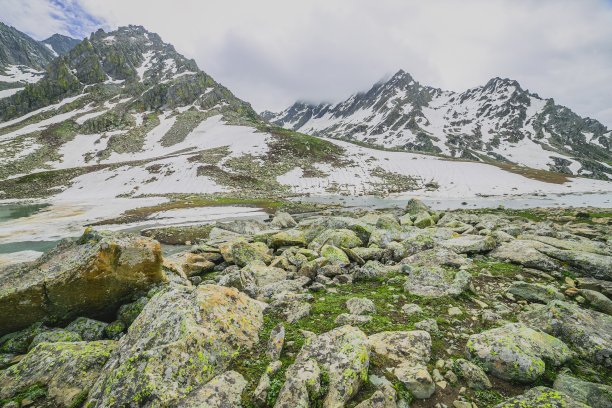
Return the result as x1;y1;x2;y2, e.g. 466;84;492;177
268;70;611;179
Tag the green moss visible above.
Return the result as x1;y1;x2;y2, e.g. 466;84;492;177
0;383;47;405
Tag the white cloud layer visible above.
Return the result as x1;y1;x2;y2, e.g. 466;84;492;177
2;0;611;127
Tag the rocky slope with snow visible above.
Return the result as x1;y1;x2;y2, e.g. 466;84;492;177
0;25;610;241
41;33;80;57
267;70;612;180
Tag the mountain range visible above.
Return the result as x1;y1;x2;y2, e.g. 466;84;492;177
266;70;611;180
0;23;610;215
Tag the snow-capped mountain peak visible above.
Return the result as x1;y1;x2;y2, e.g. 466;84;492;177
268;71;611;179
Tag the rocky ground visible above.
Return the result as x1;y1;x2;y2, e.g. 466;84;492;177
0;200;611;408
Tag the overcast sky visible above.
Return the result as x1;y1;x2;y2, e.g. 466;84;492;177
2;0;612;126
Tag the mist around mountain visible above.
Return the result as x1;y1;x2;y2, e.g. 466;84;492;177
268;70;611;180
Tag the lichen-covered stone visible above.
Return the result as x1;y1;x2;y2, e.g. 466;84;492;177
393;362;435;399
520;300;612;367
553;373;612;408
65;317;108;341
309;228;364;251
368;330;431;368
452;358;491;390
465;323;573;382
404;266;471;297
347;297;376;315
177;371;247;408
86;284;264;407
220;239;272;267
117;296;149;326
270;229;307;248
0;322;49;353
490;240;559;271
29;328;82;350
493;386;590;408
405;198;430;215
320;244;350;266
270;211;297;229
441;235;496;254
0;230;165;335
0;340;117;407
274;325;370;408
506;281;564;304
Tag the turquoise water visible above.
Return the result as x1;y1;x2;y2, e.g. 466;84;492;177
0;203;50;223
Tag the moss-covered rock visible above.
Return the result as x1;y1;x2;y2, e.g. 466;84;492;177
65;317;108;341
493;386;589;408
274;325;370;407
0;340;117;407
28;328;82;350
520;300;612;367
465;323;573;383
85;284;264;407
0;230;165;336
320;244;350;267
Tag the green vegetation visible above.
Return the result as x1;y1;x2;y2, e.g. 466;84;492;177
0;384;47;406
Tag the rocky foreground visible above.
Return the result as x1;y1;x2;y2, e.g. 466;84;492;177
0;200;611;407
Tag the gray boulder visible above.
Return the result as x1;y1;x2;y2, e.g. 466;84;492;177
506;281;564;304
520;300;612;367
441;235;496;254
553;373;612;408
404;266;471;297
86;284;264;407
178;371;247;408
465;323;573;382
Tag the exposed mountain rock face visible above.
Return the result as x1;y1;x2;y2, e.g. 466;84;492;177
269;70;611;179
42;33;81;56
0;25;257;121
0;22;55;70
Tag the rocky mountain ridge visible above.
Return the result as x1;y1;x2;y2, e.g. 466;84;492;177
267;70;612;180
41;33;81;57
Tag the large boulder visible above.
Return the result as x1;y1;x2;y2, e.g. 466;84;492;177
404;266;471;297
465;323;573;382
553;373;612;408
308;229;364;251
519;300;612;367
274;325;370;408
219;239;271;267
493;386;589;408
86;284;264;407
0;230;165;336
0;340;117;407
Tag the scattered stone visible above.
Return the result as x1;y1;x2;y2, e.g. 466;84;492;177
393;362;435;399
448;306;463;317
267;324;285;360
452;358;492;390
490;240;559;271
402;303;423;315
579;289;612;315
415;319;439;334
335;313;372;325
347;297;376;315
404;266;471;297
270;211;297;229
368;330;431;367
441;235;496;254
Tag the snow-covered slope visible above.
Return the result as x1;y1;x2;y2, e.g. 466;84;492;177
0;26;610;219
268;70;611;180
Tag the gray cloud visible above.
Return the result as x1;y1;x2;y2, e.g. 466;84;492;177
2;0;611;126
